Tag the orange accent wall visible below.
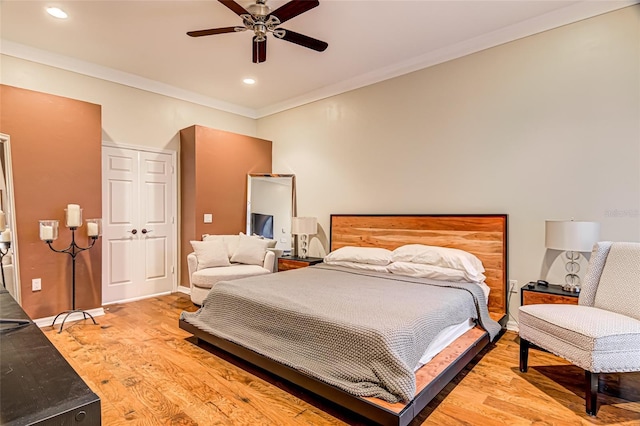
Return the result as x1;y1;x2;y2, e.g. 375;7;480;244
180;125;272;287
0;85;102;318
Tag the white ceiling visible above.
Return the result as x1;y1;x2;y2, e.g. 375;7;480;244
0;0;636;118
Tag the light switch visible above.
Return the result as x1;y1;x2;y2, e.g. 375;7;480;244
204;213;213;223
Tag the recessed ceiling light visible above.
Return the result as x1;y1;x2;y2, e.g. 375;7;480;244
46;7;68;19
243;78;256;85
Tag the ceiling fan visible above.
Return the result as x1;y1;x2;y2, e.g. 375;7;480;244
187;0;328;64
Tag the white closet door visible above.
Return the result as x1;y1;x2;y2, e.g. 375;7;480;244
102;146;175;304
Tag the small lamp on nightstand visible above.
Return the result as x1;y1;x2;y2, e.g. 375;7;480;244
545;219;600;293
291;217;317;259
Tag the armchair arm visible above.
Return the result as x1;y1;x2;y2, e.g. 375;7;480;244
187;252;198;287
263;250;276;272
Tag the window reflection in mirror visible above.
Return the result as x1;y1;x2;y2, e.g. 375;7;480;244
0;133;20;302
247;174;296;254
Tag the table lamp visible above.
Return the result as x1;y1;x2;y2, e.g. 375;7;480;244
291;217;317;259
545;220;600;293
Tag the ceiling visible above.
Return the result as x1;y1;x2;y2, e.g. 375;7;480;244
0;0;636;118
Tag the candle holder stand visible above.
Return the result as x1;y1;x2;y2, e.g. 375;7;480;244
47;227;99;333
0;241;10;289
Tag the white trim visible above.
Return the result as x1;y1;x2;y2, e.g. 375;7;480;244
34;307;105;328
507;320;519;332
176;285;190;295
102;291;172;306
0;133;20;304
1;1;635;119
102;141;175;156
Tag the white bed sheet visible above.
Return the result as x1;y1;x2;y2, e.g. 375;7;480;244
413;281;489;371
414;318;475;371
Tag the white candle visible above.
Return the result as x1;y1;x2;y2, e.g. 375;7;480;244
66;204;81;227
87;222;99;237
0;229;10;242
0;210;6;231
40;225;54;241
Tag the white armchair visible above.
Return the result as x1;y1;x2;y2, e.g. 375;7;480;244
187;234;277;305
519;242;640;415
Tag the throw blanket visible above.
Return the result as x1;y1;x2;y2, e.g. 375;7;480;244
180;264;501;403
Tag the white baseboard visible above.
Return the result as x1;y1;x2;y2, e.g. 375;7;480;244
176;285;190;295
506;320;519;332
34;307;105;328
102;291;172;306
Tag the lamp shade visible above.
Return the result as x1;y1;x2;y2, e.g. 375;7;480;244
545;220;600;252
291;217;317;235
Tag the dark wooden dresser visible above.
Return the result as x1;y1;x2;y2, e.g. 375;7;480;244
0;289;101;425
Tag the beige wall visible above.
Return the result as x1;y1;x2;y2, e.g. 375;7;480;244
257;6;640;327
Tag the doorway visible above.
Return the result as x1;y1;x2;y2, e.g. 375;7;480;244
102;144;177;304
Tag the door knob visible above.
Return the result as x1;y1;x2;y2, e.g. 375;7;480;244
129;229;137;235
141;228;153;234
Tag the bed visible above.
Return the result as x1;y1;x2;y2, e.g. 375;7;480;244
179;214;508;425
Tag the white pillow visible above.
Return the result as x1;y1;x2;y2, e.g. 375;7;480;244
324;261;390;273
392;244;485;280
190;240;231;270
388;262;486;283
251;233;278;248
230;234;270;266
324;246;392;266
203;234;240;258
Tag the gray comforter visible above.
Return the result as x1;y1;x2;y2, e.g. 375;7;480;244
180;264;501;403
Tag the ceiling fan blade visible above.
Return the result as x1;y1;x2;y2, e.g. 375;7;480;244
218;0;248;17
252;36;267;63
278;29;327;52
187;27;238;37
269;0;319;24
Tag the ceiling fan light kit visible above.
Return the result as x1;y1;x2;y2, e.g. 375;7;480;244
187;0;328;64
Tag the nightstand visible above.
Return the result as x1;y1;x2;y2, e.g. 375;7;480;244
277;256;323;272
521;283;579;306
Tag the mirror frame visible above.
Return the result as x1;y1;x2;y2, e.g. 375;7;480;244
247;173;296;253
0;133;21;303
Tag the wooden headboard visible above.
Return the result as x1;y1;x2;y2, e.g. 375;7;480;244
330;214;508;318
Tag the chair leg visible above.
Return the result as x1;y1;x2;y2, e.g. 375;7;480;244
586;371;599;416
519;338;529;373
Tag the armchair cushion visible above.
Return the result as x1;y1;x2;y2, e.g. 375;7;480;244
191;264;271;289
519;304;640;372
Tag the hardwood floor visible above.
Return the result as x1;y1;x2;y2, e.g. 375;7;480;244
43;294;640;425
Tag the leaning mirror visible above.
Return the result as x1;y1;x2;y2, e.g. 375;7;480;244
246;174;296;254
0;133;20;302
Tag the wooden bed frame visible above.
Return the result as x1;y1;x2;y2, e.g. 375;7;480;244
180;214;508;425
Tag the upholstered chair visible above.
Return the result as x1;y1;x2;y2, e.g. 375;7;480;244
519;241;640;416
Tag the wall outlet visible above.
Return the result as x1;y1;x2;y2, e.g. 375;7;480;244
509;279;518;293
32;278;42;291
